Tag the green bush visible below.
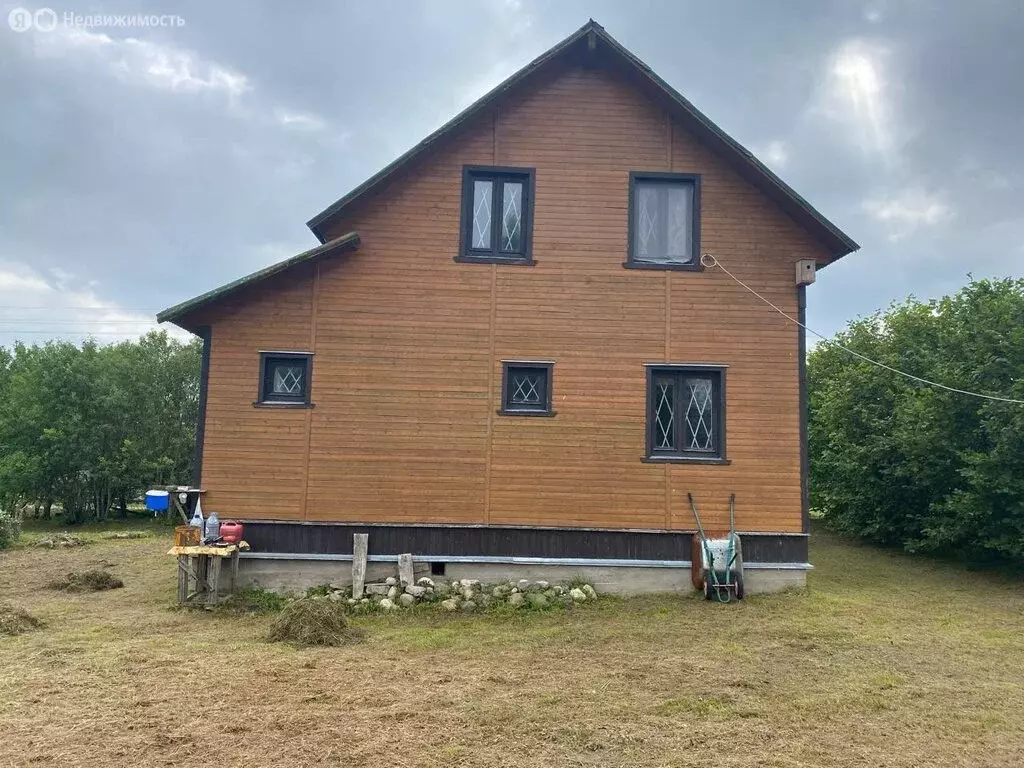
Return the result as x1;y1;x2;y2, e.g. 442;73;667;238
0;510;20;549
809;278;1024;561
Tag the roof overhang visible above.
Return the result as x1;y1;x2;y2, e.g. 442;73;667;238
157;232;360;332
305;20;858;261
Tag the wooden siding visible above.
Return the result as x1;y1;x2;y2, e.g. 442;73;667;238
194;62;829;535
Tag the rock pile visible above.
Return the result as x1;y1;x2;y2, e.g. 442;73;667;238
318;577;599;613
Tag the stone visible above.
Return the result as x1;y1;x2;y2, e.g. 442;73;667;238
492;586;506;598
387;586;399;600
347;598;358;605
417;577;435;588
510;587;519;594
459;578;480;588
508;593;525;607
558;595;573;608
461;600;477;612
462;588;475;601
351;533;369;599
582;584;597;600
385;577;397;586
379;598;396;611
534;581;550;590
328;592;342;602
544;589;557;599
440;598;459;611
405;584;427;597
553;585;565;595
517;579;531;591
479;595;492;608
450;582;462;593
569;588;587;602
359;598;370;605
399;593;416;607
365;583;390;596
527;594;549;609
398;553;415;586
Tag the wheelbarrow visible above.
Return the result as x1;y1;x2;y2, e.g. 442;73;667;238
687;492;744;602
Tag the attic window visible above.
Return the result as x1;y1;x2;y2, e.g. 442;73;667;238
626;172;701;270
457;166;535;265
257;352;312;407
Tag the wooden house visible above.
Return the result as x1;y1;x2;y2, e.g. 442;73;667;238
158;21;858;594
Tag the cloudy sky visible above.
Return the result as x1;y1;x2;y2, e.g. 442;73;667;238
1;0;1021;347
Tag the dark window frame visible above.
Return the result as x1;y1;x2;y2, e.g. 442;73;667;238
256;351;314;408
625;171;702;271
456;165;536;265
643;364;728;463
500;361;555;417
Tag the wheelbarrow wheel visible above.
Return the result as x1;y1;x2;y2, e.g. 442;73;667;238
734;568;745;601
702;571;713;601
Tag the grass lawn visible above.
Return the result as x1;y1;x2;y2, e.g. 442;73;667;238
1;525;1023;767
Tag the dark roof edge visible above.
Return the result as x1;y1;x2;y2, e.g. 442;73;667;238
596;30;860;260
304;21;596;242
305;19;858;261
156;232;360;328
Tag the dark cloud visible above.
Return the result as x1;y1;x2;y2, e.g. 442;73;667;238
0;0;1021;346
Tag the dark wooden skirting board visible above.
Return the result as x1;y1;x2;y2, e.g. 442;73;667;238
240;521;809;564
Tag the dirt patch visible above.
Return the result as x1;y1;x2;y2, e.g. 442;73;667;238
34;532;87;549
48;569;124;592
0;603;44;636
266;596;363;647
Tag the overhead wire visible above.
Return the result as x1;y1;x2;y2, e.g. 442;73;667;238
700;253;1024;406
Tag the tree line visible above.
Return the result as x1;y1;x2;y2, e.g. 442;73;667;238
809;278;1024;562
0;331;201;523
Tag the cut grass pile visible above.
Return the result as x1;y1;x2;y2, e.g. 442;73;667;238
47;569;124;592
266;596;363;647
0;603;43;636
0;526;1022;767
33;532;87;549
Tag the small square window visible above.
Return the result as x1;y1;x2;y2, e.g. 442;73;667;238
457;166;535;264
500;362;553;416
258;352;312;406
626;172;701;269
645;366;725;461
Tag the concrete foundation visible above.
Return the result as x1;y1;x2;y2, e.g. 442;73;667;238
237;555;806;596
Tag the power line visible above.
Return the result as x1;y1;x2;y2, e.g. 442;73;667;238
700;253;1024;406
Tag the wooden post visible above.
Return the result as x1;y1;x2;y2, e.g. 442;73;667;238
398;553;414;587
352;534;368;598
187;555;199;598
230;549;240;596
208;555;222;604
177;556;189;604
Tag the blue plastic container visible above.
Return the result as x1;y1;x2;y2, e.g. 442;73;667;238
145;490;170;511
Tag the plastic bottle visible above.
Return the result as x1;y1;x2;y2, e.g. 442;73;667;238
189;498;204;531
204;510;220;543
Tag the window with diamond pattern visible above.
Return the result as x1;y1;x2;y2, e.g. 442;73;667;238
628;173;700;267
647;367;724;459
460;167;533;263
259;353;312;405
501;362;553;415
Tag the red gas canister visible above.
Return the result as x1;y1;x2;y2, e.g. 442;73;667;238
220;520;244;543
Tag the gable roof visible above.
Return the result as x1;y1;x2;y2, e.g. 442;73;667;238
306;19;858;260
157;232;359;328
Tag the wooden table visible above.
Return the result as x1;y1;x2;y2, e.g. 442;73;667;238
168;542;249;606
